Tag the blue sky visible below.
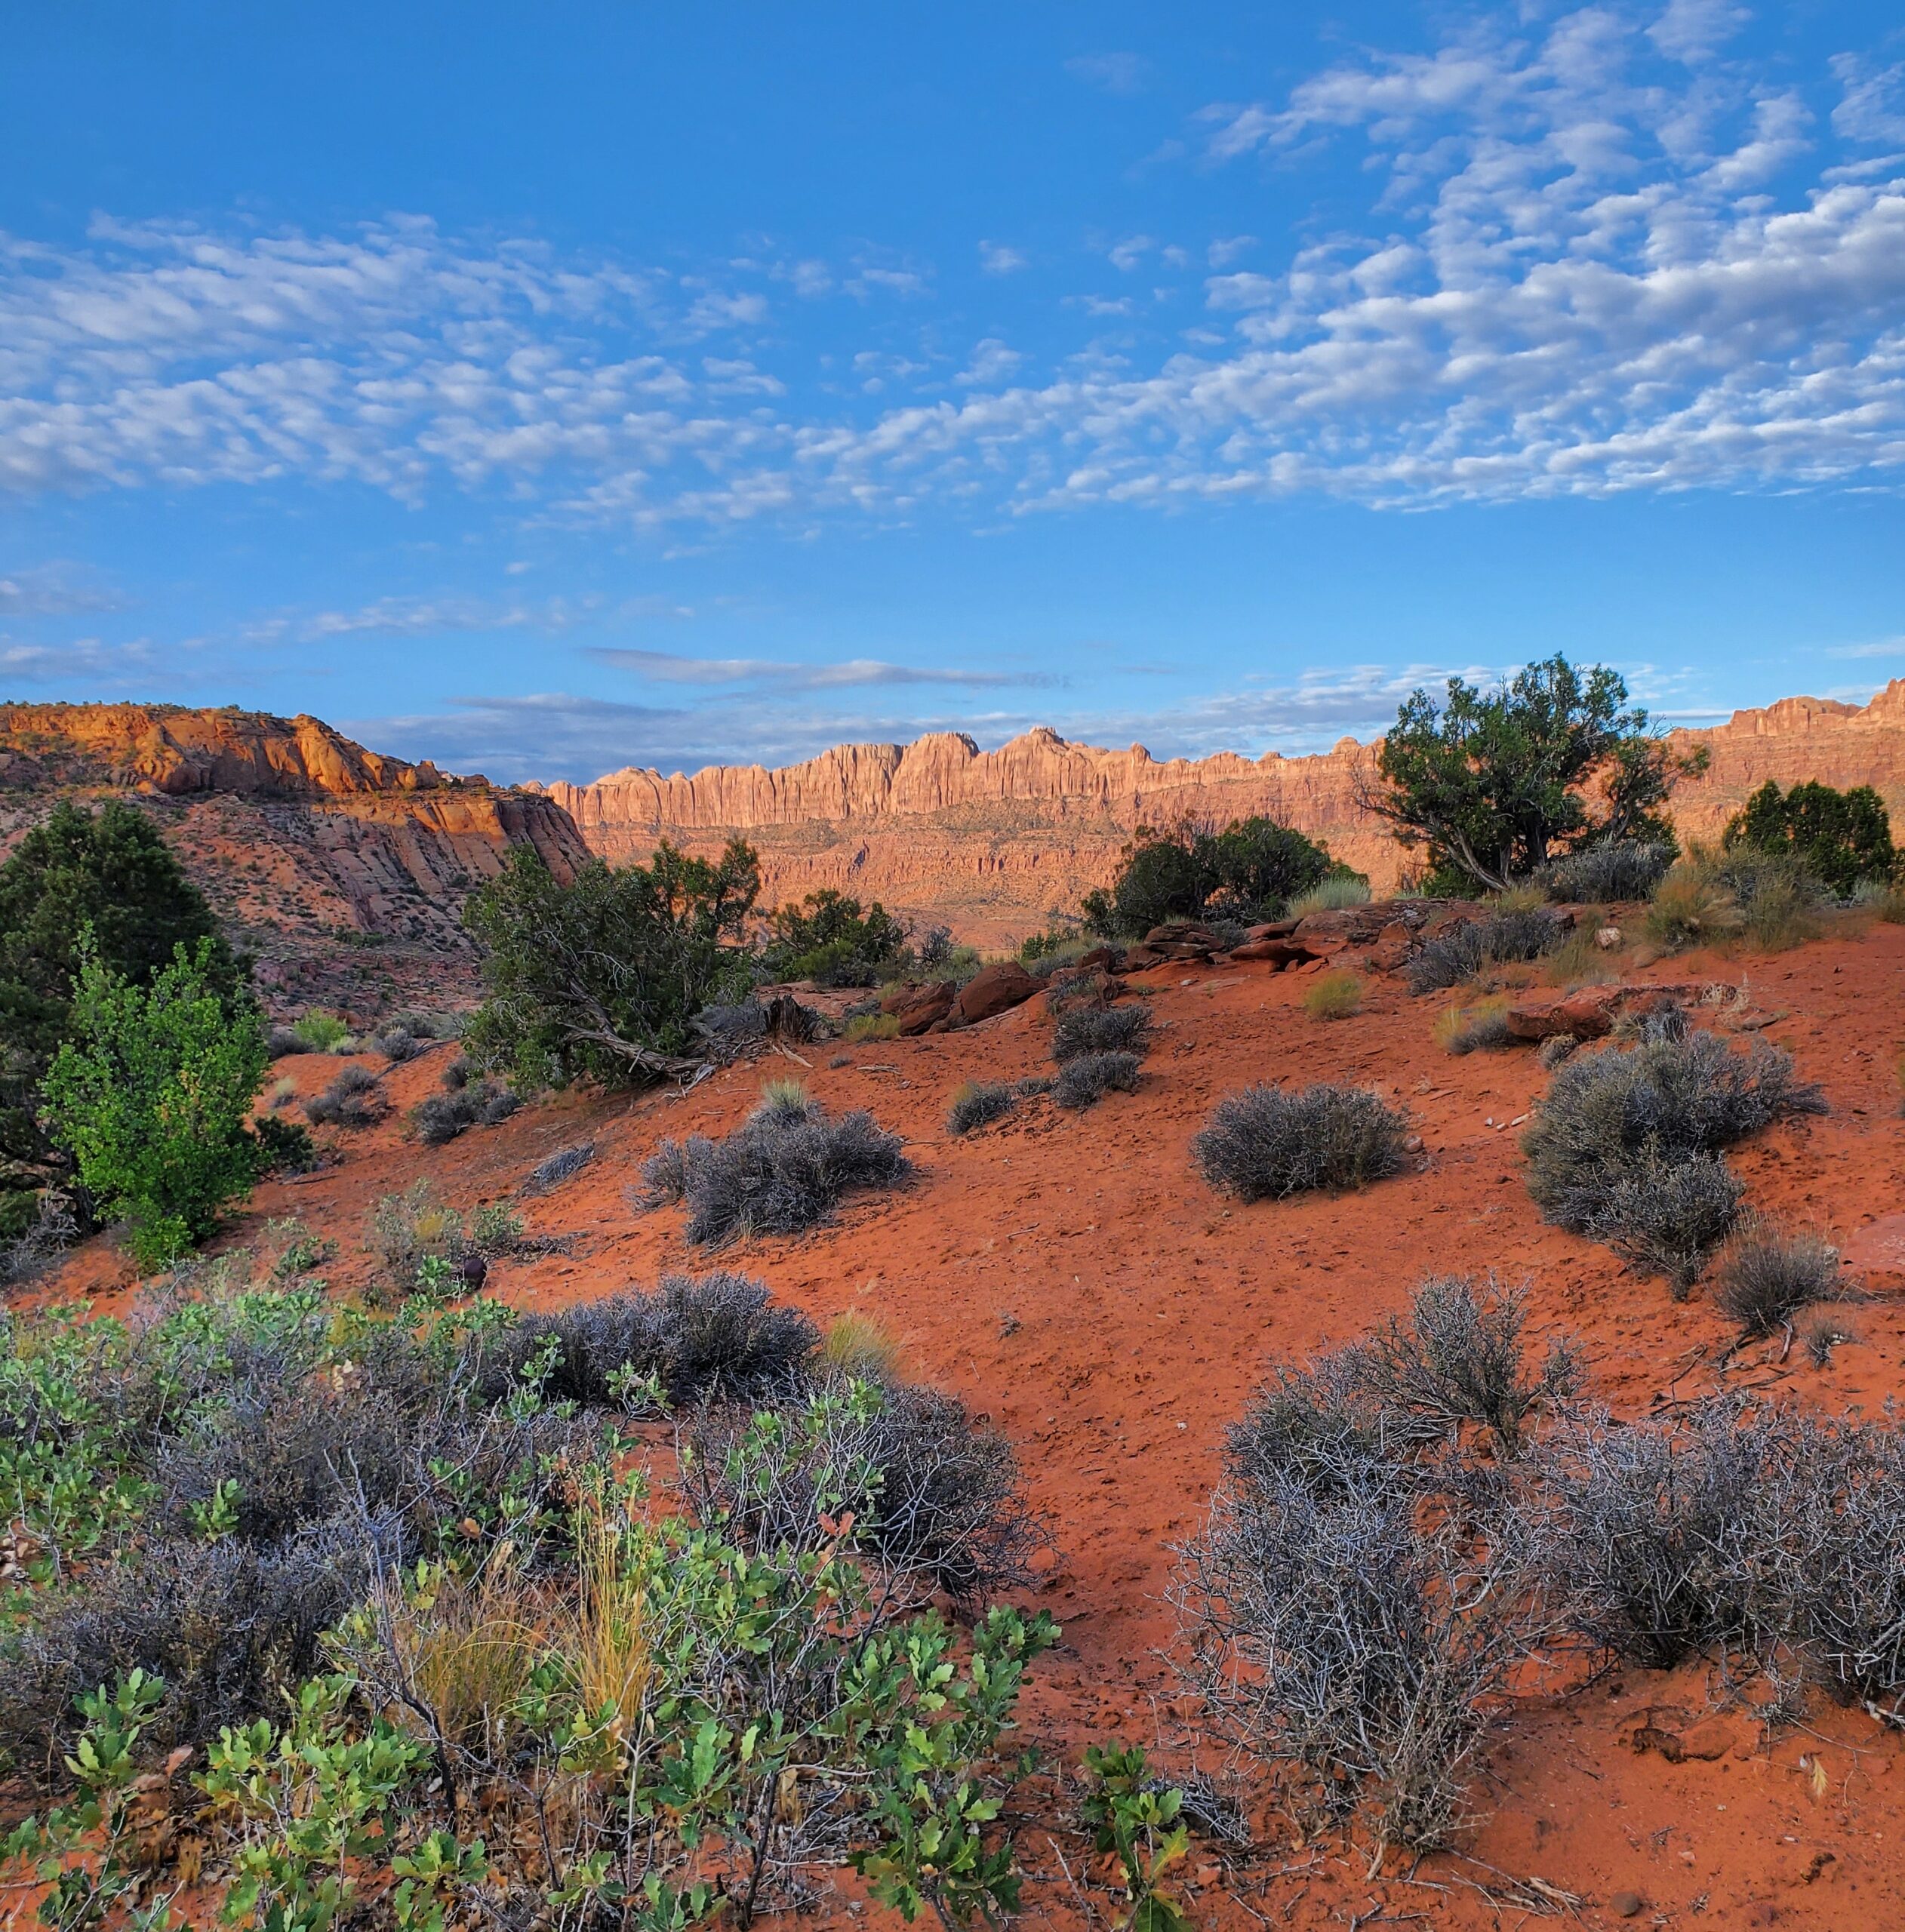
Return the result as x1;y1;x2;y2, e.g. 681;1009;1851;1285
2;0;1903;783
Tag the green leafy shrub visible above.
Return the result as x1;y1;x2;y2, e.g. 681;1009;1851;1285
1193;1084;1407;1201
1725;778;1895;895
0;800;242;1248
765;888;908;986
1082;817;1346;937
291;1009;354;1053
463;840;759;1087
1080;1743;1192;1932
42;937;269;1269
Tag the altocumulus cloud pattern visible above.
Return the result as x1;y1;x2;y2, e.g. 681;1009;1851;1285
3;2;1903;527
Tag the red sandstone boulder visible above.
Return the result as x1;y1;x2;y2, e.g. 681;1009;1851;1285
883;980;956;1035
1229;937;1320;968
1504;981;1704;1041
949;961;1042;1026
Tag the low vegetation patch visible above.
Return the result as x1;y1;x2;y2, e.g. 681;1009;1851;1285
1406;908;1566;994
1193;1083;1408;1201
1302;968;1363;1020
0;1267;1053;1929
409;1077;521;1146
1286;874;1372;916
303;1061;386;1130
1052;1049;1142;1110
1713;1221;1842;1339
1434;995;1516;1054
639;1082;912;1244
947;1079;1017;1135
524;1140;595;1191
843;1011;903;1042
1521;1016;1825;1291
1051;1001;1152;1062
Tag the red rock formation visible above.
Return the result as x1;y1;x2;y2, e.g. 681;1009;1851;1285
0;703;590;1017
540;681;1905;944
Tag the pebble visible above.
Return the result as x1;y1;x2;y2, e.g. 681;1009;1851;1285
1611;1893;1644;1919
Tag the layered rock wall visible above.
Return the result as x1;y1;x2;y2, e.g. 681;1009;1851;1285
541;681;1905;943
0;703;591;1014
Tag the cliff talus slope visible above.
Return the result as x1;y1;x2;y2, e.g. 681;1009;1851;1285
0;703;588;1015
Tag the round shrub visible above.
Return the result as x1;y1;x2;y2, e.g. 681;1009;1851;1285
1052;1050;1141;1111
1193;1084;1408;1200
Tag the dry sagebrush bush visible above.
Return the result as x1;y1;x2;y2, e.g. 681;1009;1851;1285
474;1270;820;1411
1301;969;1363;1020
303;1061;386;1129
1051;1001;1152;1063
1407;908;1566;995
946;1080;1017;1136
1539;841;1673;903
410;1078;520;1146
636;1086;911;1244
1713;1222;1841;1337
1193;1082;1407;1201
1051;1049;1141;1110
1521;1020;1824;1291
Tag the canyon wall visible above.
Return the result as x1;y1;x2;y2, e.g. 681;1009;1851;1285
540;680;1905;943
0;703;590;1016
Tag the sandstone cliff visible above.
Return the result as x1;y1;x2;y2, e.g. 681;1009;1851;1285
540;681;1905;943
0;703;589;1016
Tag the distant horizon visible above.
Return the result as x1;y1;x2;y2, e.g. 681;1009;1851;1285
18;675;1905;795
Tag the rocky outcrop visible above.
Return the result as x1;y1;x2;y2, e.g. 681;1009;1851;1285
0;704;590;1017
542;681;1905;945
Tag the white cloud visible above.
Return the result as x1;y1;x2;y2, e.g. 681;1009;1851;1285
1649;0;1748;65
583;645;1048;691
978;241;1029;275
1066;52;1147;97
0;562;124;615
1833;56;1905;146
2;9;1903;530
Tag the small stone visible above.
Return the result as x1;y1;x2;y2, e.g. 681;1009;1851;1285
1403;1134;1424;1152
1611;1892;1645;1919
1596;924;1623;949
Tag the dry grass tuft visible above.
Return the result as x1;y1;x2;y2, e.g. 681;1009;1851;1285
1302;970;1363;1021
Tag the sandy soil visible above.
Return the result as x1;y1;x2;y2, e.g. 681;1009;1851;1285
29;919;1905;1930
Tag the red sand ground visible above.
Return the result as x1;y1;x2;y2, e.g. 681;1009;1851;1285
29;919;1905;1930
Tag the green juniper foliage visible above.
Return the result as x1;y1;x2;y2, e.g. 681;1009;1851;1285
765;887;909;986
1081;816;1346;937
1368;656;1706;894
1723;778;1895;896
462;840;760;1087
